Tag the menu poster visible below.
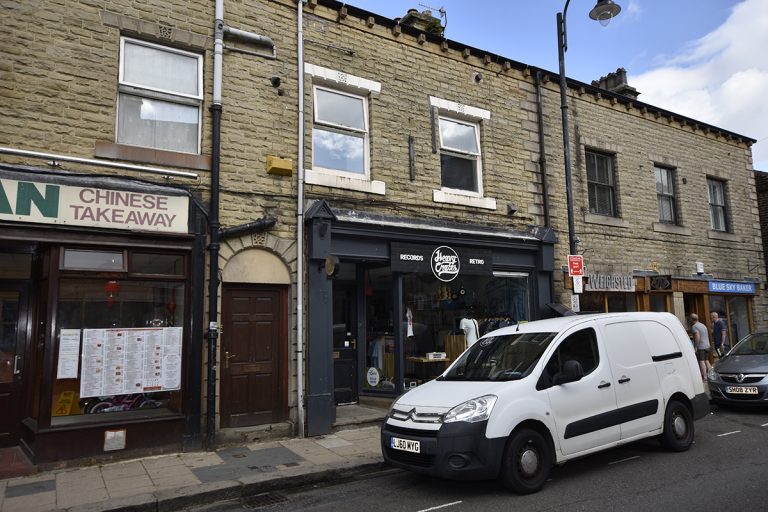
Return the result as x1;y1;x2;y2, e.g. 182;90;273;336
79;327;183;399
56;329;82;379
143;329;164;391
162;327;182;390
81;329;106;398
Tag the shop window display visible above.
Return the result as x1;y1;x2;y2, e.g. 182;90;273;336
710;295;751;346
50;253;185;425
364;267;395;392
580;292;637;313
359;266;530;392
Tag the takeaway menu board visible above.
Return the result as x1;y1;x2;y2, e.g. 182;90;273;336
79;327;182;399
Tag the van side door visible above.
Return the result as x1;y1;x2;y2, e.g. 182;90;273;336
599;320;664;440
540;325;619;456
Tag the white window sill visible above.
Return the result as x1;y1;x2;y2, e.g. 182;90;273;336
305;168;385;195
432;189;497;210
707;229;740;242
652;223;691;236
584;213;630;228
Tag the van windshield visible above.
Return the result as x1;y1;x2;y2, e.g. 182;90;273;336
440;331;557;381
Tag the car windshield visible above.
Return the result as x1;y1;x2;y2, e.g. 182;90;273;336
440;331;557;381
730;333;768;356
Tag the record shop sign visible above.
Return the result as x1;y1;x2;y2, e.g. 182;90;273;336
391;242;492;282
0;177;188;233
585;272;636;292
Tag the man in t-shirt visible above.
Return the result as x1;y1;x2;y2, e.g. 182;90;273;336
690;313;711;380
711;311;728;356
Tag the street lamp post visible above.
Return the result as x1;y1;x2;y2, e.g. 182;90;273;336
557;0;621;257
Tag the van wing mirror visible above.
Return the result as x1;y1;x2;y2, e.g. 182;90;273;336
553;359;584;385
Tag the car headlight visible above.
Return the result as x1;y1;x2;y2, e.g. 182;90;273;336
707;368;719;381
443;395;497;424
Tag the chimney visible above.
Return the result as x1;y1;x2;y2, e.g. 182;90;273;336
400;8;444;36
591;68;640;99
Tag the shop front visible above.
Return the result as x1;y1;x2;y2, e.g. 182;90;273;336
305;202;555;436
0;165;204;463
571;269;760;347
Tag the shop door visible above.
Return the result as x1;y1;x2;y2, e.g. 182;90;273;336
220;285;288;428
333;282;357;405
0;284;29;447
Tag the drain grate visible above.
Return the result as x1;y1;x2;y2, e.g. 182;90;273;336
241;492;288;509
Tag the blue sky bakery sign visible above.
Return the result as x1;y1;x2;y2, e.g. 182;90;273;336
0;178;188;233
708;280;756;294
391;242;492;282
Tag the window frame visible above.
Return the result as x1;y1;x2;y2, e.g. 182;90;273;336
437;115;483;196
311;85;371;178
545;327;600;380
654;165;677;225
116;37;204;155
586;150;617;217
707;178;728;232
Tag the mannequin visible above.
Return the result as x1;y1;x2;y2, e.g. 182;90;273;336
459;317;480;347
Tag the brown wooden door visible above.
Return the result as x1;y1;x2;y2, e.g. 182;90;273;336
220;285;287;428
0;283;29;447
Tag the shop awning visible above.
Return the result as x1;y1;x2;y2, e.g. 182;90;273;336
547;303;577;316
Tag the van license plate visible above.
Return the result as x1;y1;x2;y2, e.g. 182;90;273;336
725;386;758;394
391;437;420;453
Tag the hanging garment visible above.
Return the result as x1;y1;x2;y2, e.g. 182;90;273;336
460;317;480;347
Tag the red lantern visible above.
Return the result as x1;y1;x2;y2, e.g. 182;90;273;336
104;280;120;308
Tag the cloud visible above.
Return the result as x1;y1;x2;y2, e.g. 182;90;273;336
623;1;642;20
629;0;768;169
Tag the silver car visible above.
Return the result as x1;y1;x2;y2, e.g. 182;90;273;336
707;332;768;406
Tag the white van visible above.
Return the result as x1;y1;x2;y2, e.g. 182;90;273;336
381;312;709;493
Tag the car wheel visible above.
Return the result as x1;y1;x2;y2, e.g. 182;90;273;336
499;428;552;494
659;400;694;452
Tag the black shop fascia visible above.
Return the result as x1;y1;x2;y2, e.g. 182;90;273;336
303;201;555;436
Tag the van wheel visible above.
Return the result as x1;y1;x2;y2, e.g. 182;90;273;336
659;400;694;452
499;428;552;494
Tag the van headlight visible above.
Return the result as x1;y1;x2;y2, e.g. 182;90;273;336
443;395;497;424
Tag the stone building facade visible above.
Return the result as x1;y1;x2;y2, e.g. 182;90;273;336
0;0;764;463
756;171;768;279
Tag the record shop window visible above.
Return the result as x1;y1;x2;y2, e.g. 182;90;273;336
117;37;203;154
438;116;482;194
50;249;186;426
312;86;369;176
586;150;617;217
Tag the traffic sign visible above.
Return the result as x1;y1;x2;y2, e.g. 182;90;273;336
573;275;583;294
571;294;580;312
568;255;584;277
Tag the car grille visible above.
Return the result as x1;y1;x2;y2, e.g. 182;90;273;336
385;447;435;468
722;392;766;401
389;408;443;423
720;374;766;384
384;424;439;438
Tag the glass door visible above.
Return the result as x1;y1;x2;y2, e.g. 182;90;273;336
332;276;358;405
0;284;29;446
727;296;750;345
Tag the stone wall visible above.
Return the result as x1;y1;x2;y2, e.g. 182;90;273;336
756;171;768;282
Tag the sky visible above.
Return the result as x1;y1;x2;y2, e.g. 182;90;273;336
345;0;768;171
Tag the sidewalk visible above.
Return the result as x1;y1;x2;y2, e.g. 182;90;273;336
0;406;389;512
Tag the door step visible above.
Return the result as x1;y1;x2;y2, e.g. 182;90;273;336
0;446;37;479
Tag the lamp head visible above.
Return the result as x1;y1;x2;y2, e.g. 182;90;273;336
589;0;621;26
